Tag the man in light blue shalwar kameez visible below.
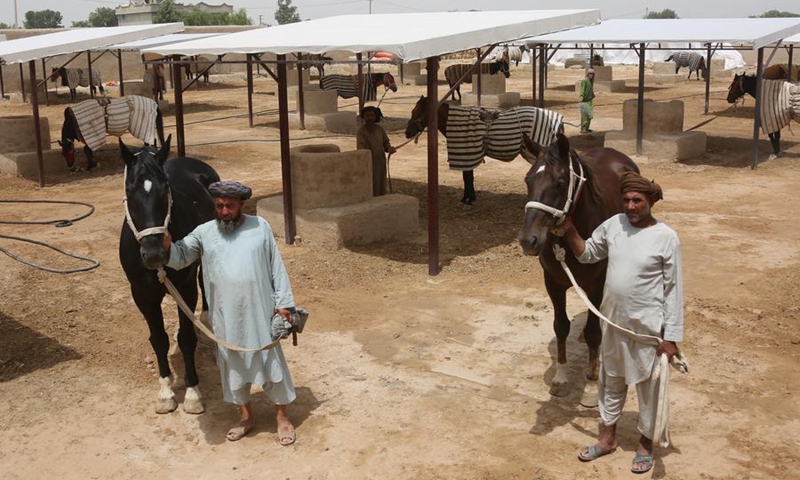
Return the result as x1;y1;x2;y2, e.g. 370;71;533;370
164;180;298;445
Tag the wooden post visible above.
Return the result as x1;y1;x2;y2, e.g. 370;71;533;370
29;61;45;187
171;57;186;157
277;54;296;244
297;54;305;130
788;44;794;78
704;43;712;114
538;45;545;108
118;49;125;97
752;47;764;170
246;54;254;128
357;52;364;113
589;44;594;67
636;43;645;155
87;51;94;99
531;46;536;104
0;65;5;99
427;56;440;276
19;63;25;99
476;48;482;107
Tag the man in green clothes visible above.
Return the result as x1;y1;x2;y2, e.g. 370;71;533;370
579;68;596;133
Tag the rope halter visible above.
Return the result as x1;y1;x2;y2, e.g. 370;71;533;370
524;150;586;226
122;164;173;243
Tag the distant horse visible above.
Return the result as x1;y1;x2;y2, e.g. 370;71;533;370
184;56;212;85
299;53;333;77
151;64;167;101
665;52;707;80
443;56;510;101
58;95;165;172
727;72;800;158
489;46;527;67
320;72;397;102
119;137;219;414
404;95;563;205
50;67;105;101
564;54;604;69
518;133;639;400
762;63;800;81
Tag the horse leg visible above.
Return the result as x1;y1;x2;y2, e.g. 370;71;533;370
545;274;571;397
769;131;781;157
175;275;204;414
131;287;177;414
461;170;476;205
85;146;97;170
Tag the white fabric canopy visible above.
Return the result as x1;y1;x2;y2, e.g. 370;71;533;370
142;10;600;63
0;23;184;65
528;19;800;50
100;33;220;52
783;33;800;45
544;42;746;70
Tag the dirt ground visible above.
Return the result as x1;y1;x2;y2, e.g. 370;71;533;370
1;62;800;480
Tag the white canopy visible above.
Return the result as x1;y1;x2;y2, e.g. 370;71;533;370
783;33;800;45
142;10;600;63
99;33;220;52
543;42;746;70
0;23;184;65
528;18;800;50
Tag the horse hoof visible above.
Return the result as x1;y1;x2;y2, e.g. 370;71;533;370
183;398;205;415
549;381;570;397
155;398;178;414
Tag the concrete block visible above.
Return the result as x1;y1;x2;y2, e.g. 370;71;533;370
257;193;420;249
0;115;50;154
470;74;506;95
652;62;676;75
295;89;339;115
288;111;357;134
157;99;170;111
461;91;521;109
574;79;625;93
124;80;153;97
592;65;613;81
289;145;372;209
0;149;65;178
402;62;422;76
621;99;684;135
604;131;707;161
412;74;428;85
287;69;310;87
711;58;726;71
645;73;686;84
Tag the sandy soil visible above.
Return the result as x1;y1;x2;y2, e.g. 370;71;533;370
1;64;800;480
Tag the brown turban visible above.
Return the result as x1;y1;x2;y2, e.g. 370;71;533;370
619;171;663;204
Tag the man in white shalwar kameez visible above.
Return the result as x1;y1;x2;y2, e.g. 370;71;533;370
164;180;298;445
554;171;683;475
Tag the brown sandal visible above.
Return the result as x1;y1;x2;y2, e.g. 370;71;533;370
226;421;254;442
277;424;296;446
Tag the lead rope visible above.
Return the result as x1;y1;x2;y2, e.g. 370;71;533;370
385;132;422;193
551;244;689;448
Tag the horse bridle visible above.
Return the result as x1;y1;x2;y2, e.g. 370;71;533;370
122;163;173;243
524;150;586;226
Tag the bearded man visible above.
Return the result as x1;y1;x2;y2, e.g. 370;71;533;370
553;171;684;474
163;181;298;445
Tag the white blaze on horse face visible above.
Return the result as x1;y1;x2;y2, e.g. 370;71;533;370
535;164;547;176
143;179;153;193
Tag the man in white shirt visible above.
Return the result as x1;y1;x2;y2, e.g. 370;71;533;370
554;172;683;474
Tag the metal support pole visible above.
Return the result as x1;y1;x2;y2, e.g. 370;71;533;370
118;49;125;97
19;63;25;99
172;57;186;157
531;47;536;104
297;54;305;130
752;47;764;170
426;56;440;276
246;54;254;128
87;51;94;99
538;45;545;108
399;63;404;84
704;43;712;114
41;58;48;106
277;54;296;244
476;48;482;107
0;66;5;99
544;46;549;89
29;61;45;187
636;43;645;156
357;52;364;113
589;44;594;67
789;45;794;80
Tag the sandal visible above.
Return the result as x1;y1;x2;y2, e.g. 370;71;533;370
631;453;654;474
226;421;254;442
277;424;296;446
577;444;617;462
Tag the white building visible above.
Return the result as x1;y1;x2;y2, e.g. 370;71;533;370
116;1;234;26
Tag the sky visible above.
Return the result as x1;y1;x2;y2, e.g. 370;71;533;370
1;1;799;27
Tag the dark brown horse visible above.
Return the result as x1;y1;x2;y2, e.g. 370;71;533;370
763;63;800;81
518;133;638;402
726;72;790;157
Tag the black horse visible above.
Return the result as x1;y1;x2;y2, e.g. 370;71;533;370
518;133;638;404
59;97;166;172
727;73;784;157
119;136;219;414
184;56;211;85
50;67;105;101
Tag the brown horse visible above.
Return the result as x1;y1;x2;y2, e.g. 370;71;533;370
763;63;800;81
518;133;638;402
151;64;167;101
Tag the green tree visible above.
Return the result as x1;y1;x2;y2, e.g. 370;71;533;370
645;9;679;19
182;6;214;26
71;20;92;28
275;0;301;25
154;0;181;23
752;10;800;17
23;10;64;28
88;7;119;27
0;22;11;29
228;9;252;25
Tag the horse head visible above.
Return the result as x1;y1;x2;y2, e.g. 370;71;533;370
57;138;76;169
727;73;746;103
405;95;428;138
50;67;63;83
120;136;173;270
518;133;577;256
382;72;398;92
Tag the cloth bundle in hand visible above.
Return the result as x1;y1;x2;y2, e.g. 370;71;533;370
271;308;310;346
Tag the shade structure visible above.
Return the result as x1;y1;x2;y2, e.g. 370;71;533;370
142;10;600;62
100;33;221;52
526;18;800;49
0;23;185;65
784;33;800;44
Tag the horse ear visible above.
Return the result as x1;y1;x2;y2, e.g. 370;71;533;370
521;133;544;164
119;138;136;167
555;133;570;162
156;135;172;165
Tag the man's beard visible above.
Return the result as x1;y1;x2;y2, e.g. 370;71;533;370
216;213;242;233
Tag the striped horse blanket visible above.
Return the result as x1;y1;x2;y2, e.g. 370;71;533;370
759;80;800;135
445;105;564;171
65;68;102;91
69;95;159;151
668;52;703;74
320;74;380;102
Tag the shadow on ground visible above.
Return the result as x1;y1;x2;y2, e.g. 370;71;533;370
0;312;82;382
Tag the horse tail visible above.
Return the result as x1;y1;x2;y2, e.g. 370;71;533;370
665;54;674;62
156;108;166;148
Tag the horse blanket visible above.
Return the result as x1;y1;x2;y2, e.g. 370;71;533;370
69;95;159;151
445;105;564;171
320;74;382;102
65;68;102;91
760;80;800;135
669;52;703;74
